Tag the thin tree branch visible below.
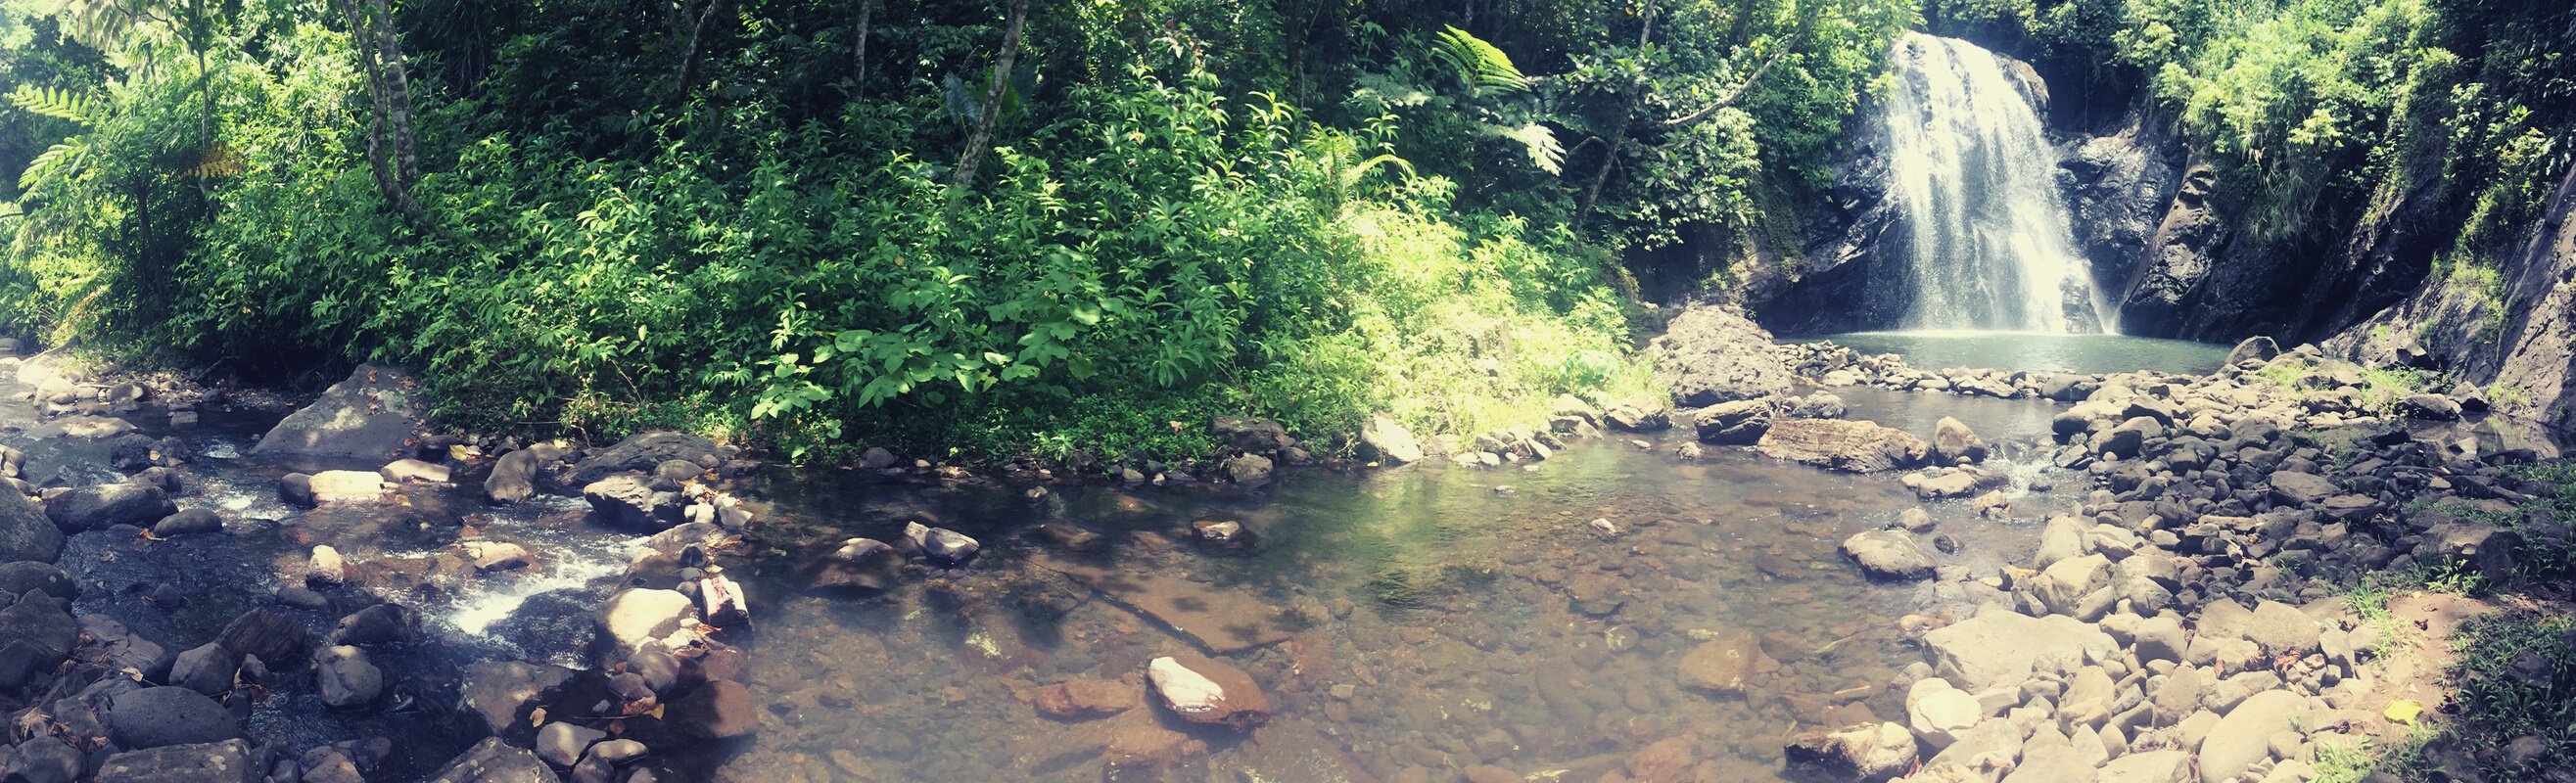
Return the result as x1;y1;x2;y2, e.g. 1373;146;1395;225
1661;15;1814;129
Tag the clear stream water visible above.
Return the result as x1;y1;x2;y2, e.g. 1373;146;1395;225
0;338;2225;781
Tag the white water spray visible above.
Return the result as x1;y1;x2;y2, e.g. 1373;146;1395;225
1883;31;2114;334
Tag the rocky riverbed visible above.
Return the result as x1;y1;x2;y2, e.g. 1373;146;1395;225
0;305;2558;783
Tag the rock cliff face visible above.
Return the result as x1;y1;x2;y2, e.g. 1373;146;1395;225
1758;101;1911;335
2325;164;2576;433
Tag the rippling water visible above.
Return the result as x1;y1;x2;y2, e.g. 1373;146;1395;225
0;355;2099;781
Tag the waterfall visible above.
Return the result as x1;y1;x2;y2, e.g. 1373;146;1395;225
1883;32;2112;334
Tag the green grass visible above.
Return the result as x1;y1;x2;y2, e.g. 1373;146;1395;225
2445;610;2576;778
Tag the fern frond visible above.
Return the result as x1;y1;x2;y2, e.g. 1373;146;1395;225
19;138;89;192
1339;153;1416;192
1497;122;1564;174
7;85;98;125
1432;26;1529;97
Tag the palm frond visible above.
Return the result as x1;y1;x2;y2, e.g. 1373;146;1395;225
1432;26;1529;97
7;85;100;125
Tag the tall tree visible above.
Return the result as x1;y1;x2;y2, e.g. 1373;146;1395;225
339;0;426;226
950;0;1031;191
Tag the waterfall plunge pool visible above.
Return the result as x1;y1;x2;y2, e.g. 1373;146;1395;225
1802;331;2234;376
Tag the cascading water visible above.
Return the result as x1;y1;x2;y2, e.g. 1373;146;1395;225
1883;31;2114;334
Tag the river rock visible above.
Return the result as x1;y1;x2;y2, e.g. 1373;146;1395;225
538;721;606;766
486;444;565;503
1224;453;1275;487
1784;722;1916;782
1674;629;1763;694
383;458;452;484
569;432;720;486
1931;416;1988;465
151;508;223;537
1757;419;1930;473
0;490;64;564
1841;530;1936;580
41;480;177;532
1210;416;1290;453
30;415;138;439
169;642;242;696
1693;398;1775;444
813;538;904;591
459;661;578;735
670;679;757;740
251;364;423;460
0;590;79;685
308;470;389;504
1147;653;1268;728
2098;748;2192;782
94;739;257;783
1032;676;1138;720
6;737;83;783
1360;414;1423;464
1924;608;2115;690
426;737;559;783
2268;471;2333;506
307;545;348;585
1905;678;1983;748
903;521;981;569
316;645;384;709
584;474;682;531
1657;304;1795;405
1789;392;1849;419
80;615;172;680
2225;336;2280;365
215;607;306;664
107;687;242;750
2199;689;2306;780
2244;599;2322;657
0;562;72;599
598;588;699;655
2418;524;2519;583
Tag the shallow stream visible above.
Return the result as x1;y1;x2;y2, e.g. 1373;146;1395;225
0;338;2229;781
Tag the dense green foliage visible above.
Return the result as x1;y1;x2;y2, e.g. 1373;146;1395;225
0;0;1910;464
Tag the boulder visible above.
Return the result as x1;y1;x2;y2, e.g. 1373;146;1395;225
151;509;223;537
583;475;682;531
426;737;559;783
316;646;385;709
537;721;605;767
1674;630;1763;695
1783;722;1917;783
169;643;242;696
597;589;699;655
0;562;73;599
1693;399;1775;445
5;737;83;783
93;739;258;783
79;615;172;680
902;522;981;569
382;458;453;484
0;490;64;564
1209;416;1290;453
1147;653;1268;728
2198;689;2305;780
459;661;578;736
307;546;348;585
1359;414;1423;464
2401;393;2462;421
2243;599;2322;657
811;538;904;591
1223;453;1274;487
567;432;720;486
2418;524;2520;584
307;470;389;504
1756;419;1931;473
214;608;307;665
41;481;177;532
2225;337;2281;366
278;474;317;507
107;687;242;750
251;364;424;460
2098;749;2192;783
2268;471;2334;506
1840;530;1936;580
1656;304;1795;406
485;444;564;503
1930;417;1988;465
0;590;80;680
1924;609;2115;690
1906;678;1983;749
669;680;757;740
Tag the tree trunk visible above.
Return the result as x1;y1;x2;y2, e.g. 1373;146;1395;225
677;0;731;101
339;0;427;227
1574;1;1659;228
950;0;1033;192
853;0;877;98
